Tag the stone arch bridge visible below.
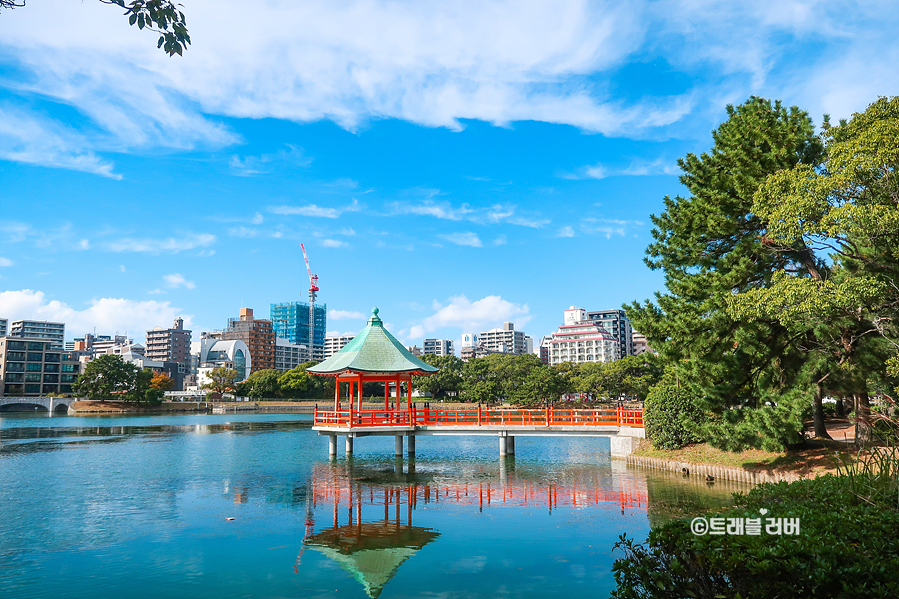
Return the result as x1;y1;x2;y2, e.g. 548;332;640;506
0;396;78;414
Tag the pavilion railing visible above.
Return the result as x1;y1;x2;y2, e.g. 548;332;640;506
313;406;643;429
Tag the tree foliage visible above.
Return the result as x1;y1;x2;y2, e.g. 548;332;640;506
1;1;190;56
239;369;282;399
202;367;240;394
412;354;463;398
72;354;162;403
627;96;827;450
643;374;704;449
611;475;899;598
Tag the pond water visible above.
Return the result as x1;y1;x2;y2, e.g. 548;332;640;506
0;413;749;598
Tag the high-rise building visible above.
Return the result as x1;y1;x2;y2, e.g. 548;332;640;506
423;338;454;356
0;337;81;396
0;319;7;338
275;338;309;372
146;317;192;364
324;334;354;359
546;319;618;367
221;308;275;373
271;301;327;361
10;320;65;350
585;309;633;359
477;322;531;355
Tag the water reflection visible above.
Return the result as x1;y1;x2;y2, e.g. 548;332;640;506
300;459;650;597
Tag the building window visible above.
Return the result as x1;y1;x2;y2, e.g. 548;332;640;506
45;353;61;363
25;384;40;394
26;363;42;372
62;363;79;373
61;374;78;383
25;373;42;382
8;341;26;350
44;364;60;373
8;351;26;360
27;352;43;362
28;342;45;351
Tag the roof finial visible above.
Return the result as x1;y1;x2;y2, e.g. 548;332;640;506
373;306;379;315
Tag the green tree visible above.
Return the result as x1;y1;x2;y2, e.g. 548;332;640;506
627;96;827;451
241;369;282;399
412;354;463;398
519;364;567;406
602;355;664;402
460;357;501;404
202;367;240;395
133;368;164;404
643;374;705;449
727;96;899;444
73;354;140;400
1;1;190;56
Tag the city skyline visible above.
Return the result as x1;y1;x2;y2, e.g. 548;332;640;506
2;2;898;347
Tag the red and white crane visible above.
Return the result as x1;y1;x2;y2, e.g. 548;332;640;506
300;243;319;359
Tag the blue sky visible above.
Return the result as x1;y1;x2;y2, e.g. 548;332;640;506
1;1;898;348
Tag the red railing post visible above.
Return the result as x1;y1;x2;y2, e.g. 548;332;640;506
616;404;621;427
477;403;482;426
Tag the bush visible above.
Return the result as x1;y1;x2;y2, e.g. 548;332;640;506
612;475;899;598
643;381;704;449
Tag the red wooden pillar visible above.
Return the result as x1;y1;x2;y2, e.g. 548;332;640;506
334;377;339;411
384;381;389;411
348;379;354;429
357;374;363;412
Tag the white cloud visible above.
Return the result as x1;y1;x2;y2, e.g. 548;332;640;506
492;235;507;246
0;289;192;338
0;257;13;267
329;309;366;320
326;330;359;337
229;145;312;176
556;226;575;238
119;265;126;272
163;273;195;290
321;239;347;248
392;200;547;228
401;295;532;341
106;233;216;253
270;199;361;219
440;232;482;247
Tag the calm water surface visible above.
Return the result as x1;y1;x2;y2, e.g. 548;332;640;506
0;413;748;598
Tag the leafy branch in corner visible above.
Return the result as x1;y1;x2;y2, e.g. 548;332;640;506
100;0;190;56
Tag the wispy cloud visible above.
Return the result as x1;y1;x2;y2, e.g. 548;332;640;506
270;199;361;219
0;257;13;267
106;233;216;254
492;235;507;246
163;273;195;290
321;239;347;248
564;157;679;180
229;145;312;176
555;226;575;238
393;200;547;229
440;232;482;247
400;295;531;342
580;217;644;239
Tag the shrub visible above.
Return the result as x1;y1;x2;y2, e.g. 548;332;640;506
643;381;704;449
612;475;899;598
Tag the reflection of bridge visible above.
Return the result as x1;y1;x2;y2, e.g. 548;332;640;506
301;461;647;597
313;406;645;458
0;396;76;413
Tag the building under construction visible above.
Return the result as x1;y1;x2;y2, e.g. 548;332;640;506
270;301;327;361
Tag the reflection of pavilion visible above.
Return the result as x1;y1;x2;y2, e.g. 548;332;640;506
304;478;439;598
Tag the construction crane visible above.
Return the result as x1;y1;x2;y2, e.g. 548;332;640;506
300;243;319;360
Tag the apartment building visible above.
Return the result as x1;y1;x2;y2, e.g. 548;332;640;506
423;338;454;356
221;308;275;372
275;338;309;372
477;322;531;355
10;320;65;350
585;309;634;359
0;337;81;396
146;317;192;364
0;318;7;338
324;334;354;359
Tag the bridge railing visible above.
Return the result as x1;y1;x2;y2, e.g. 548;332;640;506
313;406;644;429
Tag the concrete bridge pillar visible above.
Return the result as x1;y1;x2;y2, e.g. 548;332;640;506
407;434;416;456
508;436;515;456
499;435;508;457
329;435;337;456
395;435;404;457
345;435;354;455
610;435;639;458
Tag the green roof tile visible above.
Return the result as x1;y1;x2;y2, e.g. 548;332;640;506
307;307;439;376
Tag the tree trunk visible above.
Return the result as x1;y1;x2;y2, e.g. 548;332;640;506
813;383;832;439
855;391;873;446
835;396;845;417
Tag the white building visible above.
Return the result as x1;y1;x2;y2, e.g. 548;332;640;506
423;338;454;356
324;334;355;359
632;331;652;355
548;308;618;366
477;322;531;355
461;333;477;348
188;335;252;389
275;337;309;371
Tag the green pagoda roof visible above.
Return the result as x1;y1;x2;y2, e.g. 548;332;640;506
307;307;439;376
